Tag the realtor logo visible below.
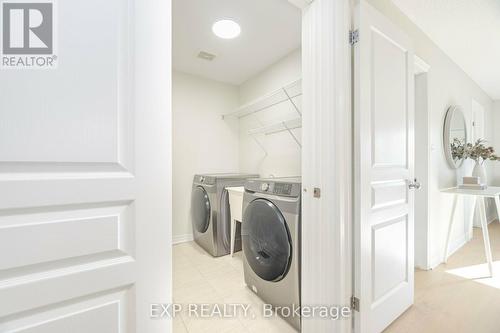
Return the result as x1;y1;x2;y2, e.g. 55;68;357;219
1;0;57;68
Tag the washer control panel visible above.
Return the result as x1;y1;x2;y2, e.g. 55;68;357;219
196;175;215;185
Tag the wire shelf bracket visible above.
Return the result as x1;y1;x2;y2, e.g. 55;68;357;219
248;118;302;149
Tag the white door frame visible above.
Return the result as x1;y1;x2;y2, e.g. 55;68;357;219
414;56;431;270
294;1;430;332
291;0;353;332
136;1;172;332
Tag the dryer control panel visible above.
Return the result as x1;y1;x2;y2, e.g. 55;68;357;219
245;178;301;197
273;182;293;195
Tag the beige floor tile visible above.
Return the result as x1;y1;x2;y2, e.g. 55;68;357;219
173;241;297;332
173;316;188;333
206;272;247;298
221;288;265;309
173;279;219;304
246;316;297;333
183;317;246;333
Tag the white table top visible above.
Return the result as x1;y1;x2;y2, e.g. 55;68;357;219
441;186;500;197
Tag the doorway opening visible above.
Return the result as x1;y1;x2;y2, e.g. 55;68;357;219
171;0;303;332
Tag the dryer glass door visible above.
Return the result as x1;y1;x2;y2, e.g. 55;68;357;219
242;198;291;281
191;186;211;233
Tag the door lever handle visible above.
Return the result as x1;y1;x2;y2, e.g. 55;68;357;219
408;178;421;190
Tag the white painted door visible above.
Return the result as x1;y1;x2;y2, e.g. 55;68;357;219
354;1;415;332
0;0;171;332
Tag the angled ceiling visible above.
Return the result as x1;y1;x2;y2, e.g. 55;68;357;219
391;0;500;100
173;0;301;85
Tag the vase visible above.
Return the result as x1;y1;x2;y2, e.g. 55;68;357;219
472;160;487;184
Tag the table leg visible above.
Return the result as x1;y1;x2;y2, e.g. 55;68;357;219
468;196;478;240
479;197;494;277
230;219;235;257
444;194;459;263
494;196;500;224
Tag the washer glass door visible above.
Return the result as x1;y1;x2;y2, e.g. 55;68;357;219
191;186;211;233
242;198;291;281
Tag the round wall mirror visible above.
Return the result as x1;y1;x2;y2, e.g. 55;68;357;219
443;106;467;169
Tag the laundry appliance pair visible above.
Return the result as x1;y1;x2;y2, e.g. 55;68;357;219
191;174;302;330
191;173;257;257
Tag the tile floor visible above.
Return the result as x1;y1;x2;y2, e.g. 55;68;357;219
174;223;500;333
173;242;298;333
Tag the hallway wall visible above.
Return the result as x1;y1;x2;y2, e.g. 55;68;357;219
365;0;495;268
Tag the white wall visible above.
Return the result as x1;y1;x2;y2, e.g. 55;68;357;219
471;99;498;227
172;71;240;240
414;73;430;269
491;101;500;185
239;49;302;104
238;49;302;177
366;0;494;269
172;50;302;239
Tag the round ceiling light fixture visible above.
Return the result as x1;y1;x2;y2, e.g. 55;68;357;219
212;19;241;39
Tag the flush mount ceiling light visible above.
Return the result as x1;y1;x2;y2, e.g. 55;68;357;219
212;19;241;39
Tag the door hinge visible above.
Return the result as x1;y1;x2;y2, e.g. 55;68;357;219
351;296;360;312
349;29;359;45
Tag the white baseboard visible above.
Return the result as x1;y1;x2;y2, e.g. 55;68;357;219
415;263;430;271
475;216;498;228
424;216;498;270
173;233;193;245
473;202;497;227
428;232;470;270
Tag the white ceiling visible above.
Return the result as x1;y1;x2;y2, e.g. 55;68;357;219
391;0;500;100
173;0;301;85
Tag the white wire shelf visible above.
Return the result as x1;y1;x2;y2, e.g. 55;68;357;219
248;118;302;135
248;118;302;148
222;79;302;119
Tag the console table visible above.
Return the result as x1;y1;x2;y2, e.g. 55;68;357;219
441;187;500;277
